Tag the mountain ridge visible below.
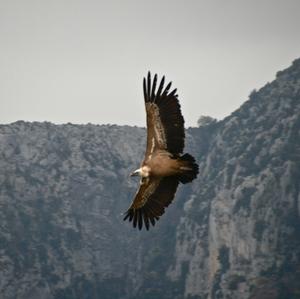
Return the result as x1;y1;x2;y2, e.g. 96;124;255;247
1;58;300;298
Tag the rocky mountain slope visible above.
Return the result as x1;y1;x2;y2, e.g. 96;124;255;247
1;59;300;299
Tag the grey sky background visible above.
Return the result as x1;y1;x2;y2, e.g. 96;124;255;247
1;0;300;127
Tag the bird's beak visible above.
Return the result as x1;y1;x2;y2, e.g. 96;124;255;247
130;170;139;177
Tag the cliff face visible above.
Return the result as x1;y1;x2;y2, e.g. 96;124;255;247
1;59;300;299
0;123;146;299
167;59;300;299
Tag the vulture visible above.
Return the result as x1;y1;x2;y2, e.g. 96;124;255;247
123;72;199;230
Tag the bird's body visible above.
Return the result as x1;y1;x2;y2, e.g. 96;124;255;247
143;150;178;177
124;72;199;230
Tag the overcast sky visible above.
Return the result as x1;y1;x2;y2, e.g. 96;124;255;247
1;0;300;127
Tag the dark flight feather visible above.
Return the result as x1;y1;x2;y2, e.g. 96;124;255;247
143;72;185;155
123;177;179;230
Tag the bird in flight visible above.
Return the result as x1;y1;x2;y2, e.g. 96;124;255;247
123;72;198;230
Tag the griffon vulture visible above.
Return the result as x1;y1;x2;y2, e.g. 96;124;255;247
123;72;198;230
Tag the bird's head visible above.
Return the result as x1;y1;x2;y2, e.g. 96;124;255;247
130;166;150;178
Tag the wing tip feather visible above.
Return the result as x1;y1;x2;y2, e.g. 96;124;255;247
123;206;160;231
144;72;178;103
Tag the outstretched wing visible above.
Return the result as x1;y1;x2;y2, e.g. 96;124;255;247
143;72;185;159
123;177;179;230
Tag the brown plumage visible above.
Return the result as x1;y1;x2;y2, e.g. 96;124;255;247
123;72;199;230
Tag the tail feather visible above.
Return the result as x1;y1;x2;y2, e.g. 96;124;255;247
177;153;199;184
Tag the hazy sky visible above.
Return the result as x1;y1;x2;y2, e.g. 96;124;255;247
1;0;300;127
